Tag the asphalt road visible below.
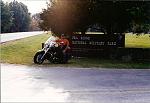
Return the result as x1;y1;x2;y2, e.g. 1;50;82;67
0;31;44;43
1;63;150;103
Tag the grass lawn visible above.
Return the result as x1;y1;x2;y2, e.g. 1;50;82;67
1;33;49;64
0;33;150;69
125;33;150;48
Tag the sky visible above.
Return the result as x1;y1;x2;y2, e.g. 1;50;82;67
3;0;50;15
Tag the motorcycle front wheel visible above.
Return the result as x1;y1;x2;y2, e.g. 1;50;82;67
34;51;45;64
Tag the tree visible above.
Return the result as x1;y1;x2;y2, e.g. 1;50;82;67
88;1;150;35
29;13;41;31
129;1;150;33
40;0;93;35
1;1;13;33
40;0;150;35
9;1;31;32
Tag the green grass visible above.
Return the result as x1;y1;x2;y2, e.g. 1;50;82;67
36;58;150;69
1;33;49;64
0;33;150;69
125;33;150;48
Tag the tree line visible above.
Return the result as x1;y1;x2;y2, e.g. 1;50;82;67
1;0;31;33
40;0;150;35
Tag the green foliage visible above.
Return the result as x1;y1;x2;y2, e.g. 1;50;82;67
1;1;13;33
40;0;150;35
1;0;31;33
40;0;93;35
9;1;31;32
127;1;150;33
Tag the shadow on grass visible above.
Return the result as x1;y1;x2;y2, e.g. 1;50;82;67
32;57;150;69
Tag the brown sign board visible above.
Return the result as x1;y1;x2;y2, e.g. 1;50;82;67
70;34;125;56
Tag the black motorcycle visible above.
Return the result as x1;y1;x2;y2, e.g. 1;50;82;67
33;41;71;64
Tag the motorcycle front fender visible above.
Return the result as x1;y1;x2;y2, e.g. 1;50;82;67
37;50;45;54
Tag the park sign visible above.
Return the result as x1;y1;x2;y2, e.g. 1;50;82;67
70;34;125;56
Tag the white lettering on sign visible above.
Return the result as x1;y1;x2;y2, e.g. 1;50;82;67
89;41;105;45
72;36;79;40
72;36;90;40
72;41;87;45
80;36;90;40
107;42;116;45
72;41;117;46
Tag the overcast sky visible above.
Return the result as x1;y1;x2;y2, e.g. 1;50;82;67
3;0;49;15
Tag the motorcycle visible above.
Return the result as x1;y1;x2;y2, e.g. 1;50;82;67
33;41;71;64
